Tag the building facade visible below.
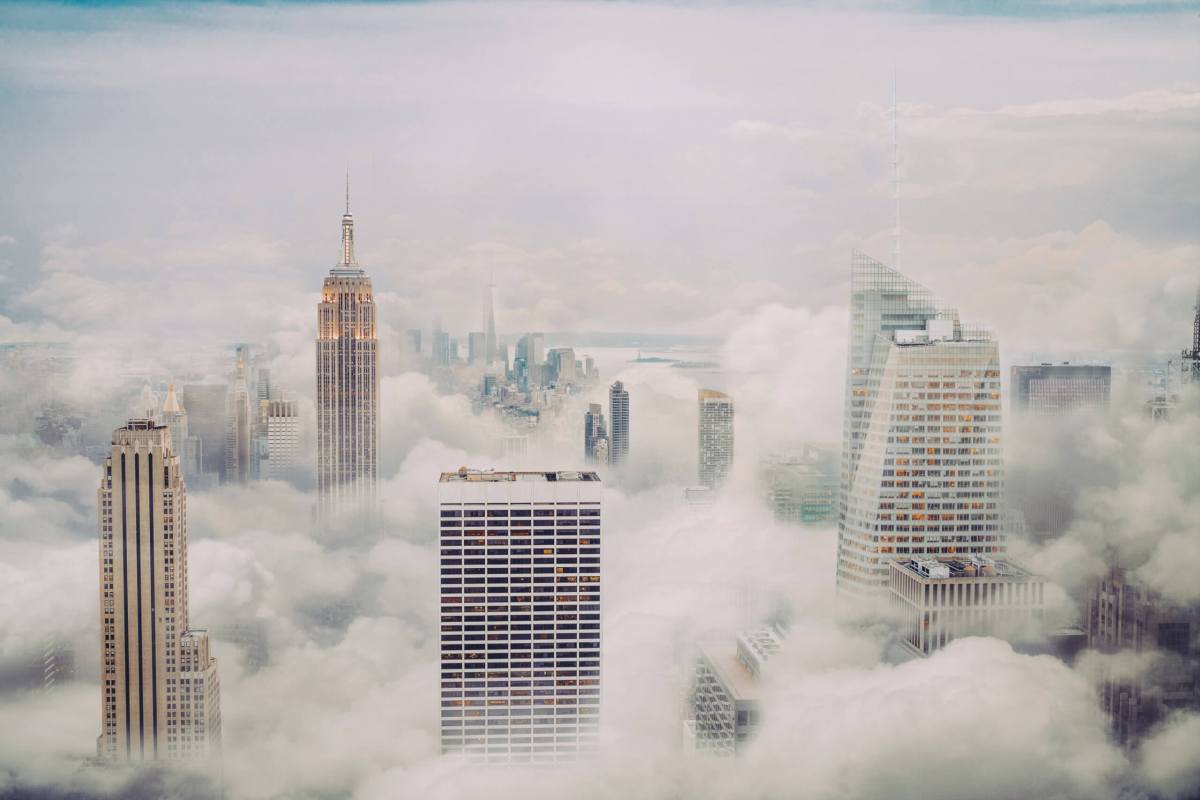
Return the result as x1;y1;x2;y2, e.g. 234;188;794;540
583;403;608;464
182;384;226;479
1086;565;1200;747
760;444;838;524
97;420;221;761
159;384;202;479
438;469;602;764
263;399;300;482
836;254;1006;600
223;350;253;485
888;557;1044;656
698;389;734;489
686;625;783;756
608;381;629;466
316;188;379;521
1010;363;1111;414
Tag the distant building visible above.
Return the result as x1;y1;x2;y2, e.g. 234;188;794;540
224;350;253;485
698;390;734;489
159;384;203;479
837;254;1005;600
182;384;226;478
686;625;784;756
1011;363;1111;414
438;469;602;764
1086;565;1200;748
263;399;300;482
1181;282;1200;385
760;445;838;524
432;330;451;368
683;485;716;510
584;403;608;464
406;328;422;357
97;420;221;761
608;381;629;466
467;332;487;365
547;348;577;384
888;557;1045;657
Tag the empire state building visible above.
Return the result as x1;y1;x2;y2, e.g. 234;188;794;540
316;181;379;522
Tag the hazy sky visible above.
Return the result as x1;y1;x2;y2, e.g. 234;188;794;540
0;0;1197;357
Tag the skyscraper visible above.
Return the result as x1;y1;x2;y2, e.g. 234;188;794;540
836;253;1005;599
484;281;498;365
316;181;379;521
159;384;202;479
608;381;629;466
263;399;300;483
438;469;602;764
583;403;608;464
223;349;253;485
1181;281;1200;385
468;332;487;365
97;420;221;761
181;383;226;478
698;389;734;488
1011;363;1111;414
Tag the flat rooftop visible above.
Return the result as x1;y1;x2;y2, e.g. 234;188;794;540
698;646;760;703
892;557;1036;581
439;469;600;483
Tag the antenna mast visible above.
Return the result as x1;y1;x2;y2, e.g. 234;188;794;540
891;72;900;271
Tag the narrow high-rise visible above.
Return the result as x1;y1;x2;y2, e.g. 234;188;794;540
836;253;1005;599
608;381;629;466
97;420;221;761
584;403;608;464
316;181;379;521
698;389;734;488
263;399;300;483
224;349;253;485
438;469;602;764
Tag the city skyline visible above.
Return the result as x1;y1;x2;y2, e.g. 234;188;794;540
1;2;1199;799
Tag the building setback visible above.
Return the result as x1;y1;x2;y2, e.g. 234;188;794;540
316;182;379;521
97;420;221;761
888;557;1045;656
438;469;602;764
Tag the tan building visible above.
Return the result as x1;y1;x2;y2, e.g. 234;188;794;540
316;182;379;522
888;556;1044;656
97;420;221;761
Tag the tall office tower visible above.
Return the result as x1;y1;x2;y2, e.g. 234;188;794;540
223;353;253;485
181;384;226;477
432;329;451;368
468;332;487;365
438;469;602;764
254;367;271;404
406;328;422;357
698;389;734;488
159;384;203;478
583;404;608;464
1087;565;1199;748
836;253;1005;599
547;348;577;384
1011;363;1111;414
760;444;839;525
97;420;221;761
316;184;379;521
686;624;784;756
889;556;1044;656
516;333;545;388
608;381;629;466
484;282;498;364
263;399;300;482
1182;282;1200;385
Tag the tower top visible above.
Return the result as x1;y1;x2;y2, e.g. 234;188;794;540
337;174;358;269
162;383;183;415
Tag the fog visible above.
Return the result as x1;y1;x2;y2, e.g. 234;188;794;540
1;1;1199;799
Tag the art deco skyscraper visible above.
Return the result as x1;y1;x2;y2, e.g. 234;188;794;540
97;420;221;761
836;253;1005;599
316;182;379;521
438;469;602;764
224;349;253;485
608;381;629;466
698;389;734;488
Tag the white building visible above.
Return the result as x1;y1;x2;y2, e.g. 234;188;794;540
263;399;300;482
837;254;1006;600
97;420;221;761
888;557;1044;656
438;469;602;764
698;389;734;489
686;624;784;756
608;381;629;466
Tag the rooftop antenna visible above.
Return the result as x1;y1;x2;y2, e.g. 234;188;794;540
345;170;351;215
891;70;900;271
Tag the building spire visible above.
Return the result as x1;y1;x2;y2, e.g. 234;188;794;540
339;173;356;267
